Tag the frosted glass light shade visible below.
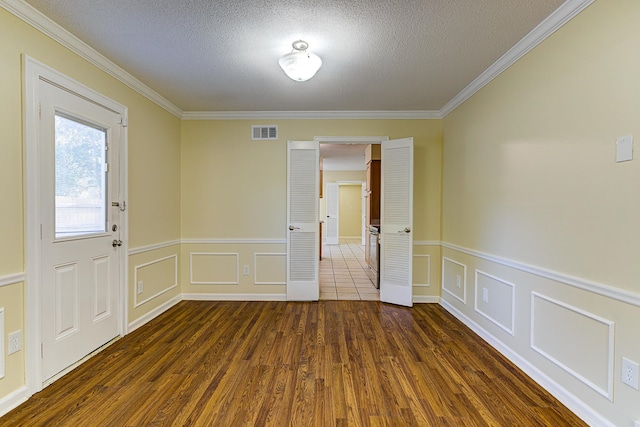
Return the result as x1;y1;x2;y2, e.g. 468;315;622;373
278;51;322;82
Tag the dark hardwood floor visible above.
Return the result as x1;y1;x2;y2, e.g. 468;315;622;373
2;301;586;426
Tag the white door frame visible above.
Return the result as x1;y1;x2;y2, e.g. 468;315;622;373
23;56;129;394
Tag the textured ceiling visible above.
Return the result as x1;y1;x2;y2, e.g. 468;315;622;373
24;0;564;112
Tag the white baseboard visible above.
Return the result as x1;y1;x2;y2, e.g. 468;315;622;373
0;386;28;418
127;295;182;333
439;299;614;427
413;295;440;303
182;293;287;301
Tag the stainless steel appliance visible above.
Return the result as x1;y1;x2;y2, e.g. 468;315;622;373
368;225;380;289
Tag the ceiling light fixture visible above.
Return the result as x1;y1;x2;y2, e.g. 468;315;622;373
278;40;322;82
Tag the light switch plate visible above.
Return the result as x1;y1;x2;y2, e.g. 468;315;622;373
616;134;633;162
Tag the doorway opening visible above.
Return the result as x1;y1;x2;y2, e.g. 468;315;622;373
317;137;386;301
286;136;413;306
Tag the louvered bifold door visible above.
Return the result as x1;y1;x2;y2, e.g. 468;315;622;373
380;137;414;307
287;141;320;301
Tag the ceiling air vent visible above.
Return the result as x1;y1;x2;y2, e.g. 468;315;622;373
252;125;278;141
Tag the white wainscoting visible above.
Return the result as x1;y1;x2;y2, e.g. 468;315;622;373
0;386;29;418
254;253;286;285
442;257;466;304
128;240;181;256
413;295;440;304
128;295;182;333
531;292;615;401
474;270;515;336
412;254;430;287
133;255;179;308
182;293;286;301
440;243;625;426
440;298;615;427
0;273;25;288
441;242;640;307
190;252;240;285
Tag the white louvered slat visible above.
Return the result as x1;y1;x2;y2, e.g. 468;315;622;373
290;233;316;281
286;141;319;301
383;233;411;286
383;147;411;224
289;149;317;223
380;137;414;307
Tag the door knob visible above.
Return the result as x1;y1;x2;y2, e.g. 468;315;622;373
289;225;301;231
404;227;411;233
112;239;123;247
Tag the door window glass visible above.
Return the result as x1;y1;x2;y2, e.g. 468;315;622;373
55;113;107;238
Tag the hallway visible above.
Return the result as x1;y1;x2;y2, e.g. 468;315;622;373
319;238;379;300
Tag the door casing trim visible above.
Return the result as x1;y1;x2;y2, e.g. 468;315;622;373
23;55;129;395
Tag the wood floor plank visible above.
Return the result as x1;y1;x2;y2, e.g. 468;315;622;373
1;301;588;426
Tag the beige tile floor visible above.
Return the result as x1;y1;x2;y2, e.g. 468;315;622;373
319;238;380;301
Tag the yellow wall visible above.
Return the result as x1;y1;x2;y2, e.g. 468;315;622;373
180;119;442;296
181;119;442;241
338;184;363;238
442;0;639;424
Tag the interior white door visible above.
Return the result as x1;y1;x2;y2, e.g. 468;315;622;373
287;141;319;301
361;183;367;246
39;80;122;380
325;182;339;245
380;137;414;307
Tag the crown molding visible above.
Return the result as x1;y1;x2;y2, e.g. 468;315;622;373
181;110;441;121
3;0;593;122
440;0;595;117
0;0;183;118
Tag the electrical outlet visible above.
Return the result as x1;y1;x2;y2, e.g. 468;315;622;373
243;265;250;276
622;357;639;390
137;281;144;295
482;287;489;303
8;330;22;354
456;275;461;288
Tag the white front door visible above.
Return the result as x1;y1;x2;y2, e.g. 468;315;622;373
379;138;414;307
39;80;123;380
325;182;339;245
286;141;319;301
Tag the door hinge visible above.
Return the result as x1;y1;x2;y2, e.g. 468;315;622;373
105;163;110;173
40;224;43;240
41;343;43;358
119;116;128;127
38;103;42;120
